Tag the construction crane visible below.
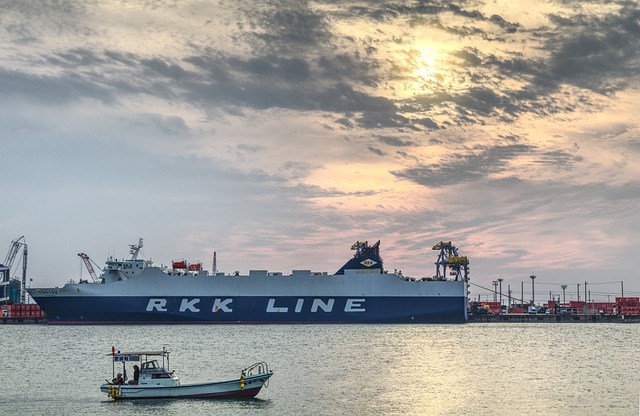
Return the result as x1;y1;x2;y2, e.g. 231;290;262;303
3;236;28;304
78;253;101;283
432;241;469;282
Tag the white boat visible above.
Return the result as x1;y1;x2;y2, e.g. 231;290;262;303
100;347;273;400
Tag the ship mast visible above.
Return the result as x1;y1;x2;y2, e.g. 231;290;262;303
129;238;143;260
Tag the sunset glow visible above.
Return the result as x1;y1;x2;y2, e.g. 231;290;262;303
1;0;639;298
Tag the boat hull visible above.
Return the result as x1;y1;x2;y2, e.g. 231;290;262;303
31;294;467;324
100;373;272;400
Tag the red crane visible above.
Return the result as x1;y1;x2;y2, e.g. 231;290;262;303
78;253;100;283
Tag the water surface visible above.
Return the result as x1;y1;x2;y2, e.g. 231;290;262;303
1;323;637;415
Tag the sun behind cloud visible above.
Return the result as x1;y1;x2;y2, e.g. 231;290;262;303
415;47;440;83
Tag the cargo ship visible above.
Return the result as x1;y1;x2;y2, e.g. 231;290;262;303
29;239;469;324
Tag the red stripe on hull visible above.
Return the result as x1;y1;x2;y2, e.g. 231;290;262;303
113;386;263;400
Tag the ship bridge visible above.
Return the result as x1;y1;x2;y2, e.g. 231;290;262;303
101;238;152;283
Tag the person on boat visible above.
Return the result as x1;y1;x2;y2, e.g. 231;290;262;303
113;373;124;385
128;365;140;385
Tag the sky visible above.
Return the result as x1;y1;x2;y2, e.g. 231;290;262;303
1;0;639;303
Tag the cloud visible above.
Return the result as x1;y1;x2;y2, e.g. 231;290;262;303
545;4;640;93
367;146;385;156
252;6;333;51
1;0;639;296
377;135;416;147
392;144;535;187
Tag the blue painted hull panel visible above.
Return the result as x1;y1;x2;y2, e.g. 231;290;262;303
34;295;467;324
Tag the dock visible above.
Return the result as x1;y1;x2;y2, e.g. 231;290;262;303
2;315;638;324
1;317;47;324
469;313;640;323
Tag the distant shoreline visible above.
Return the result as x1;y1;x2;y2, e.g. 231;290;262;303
469;313;640;323
2;314;639;325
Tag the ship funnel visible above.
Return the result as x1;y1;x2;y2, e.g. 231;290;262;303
335;240;383;275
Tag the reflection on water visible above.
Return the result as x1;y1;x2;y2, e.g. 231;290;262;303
0;323;638;415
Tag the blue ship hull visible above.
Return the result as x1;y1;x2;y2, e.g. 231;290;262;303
35;295;467;324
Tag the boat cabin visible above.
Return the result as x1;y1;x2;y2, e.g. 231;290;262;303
108;347;180;387
139;359;180;387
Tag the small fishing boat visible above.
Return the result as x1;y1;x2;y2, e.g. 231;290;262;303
100;347;273;400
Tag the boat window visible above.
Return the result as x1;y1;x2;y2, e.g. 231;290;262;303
142;360;158;370
151;373;172;379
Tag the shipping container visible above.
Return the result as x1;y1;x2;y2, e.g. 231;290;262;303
0;303;45;318
480;302;501;314
619;306;640;315
616;297;639;306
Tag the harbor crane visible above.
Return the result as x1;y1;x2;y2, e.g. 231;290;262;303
3;236;28;304
78;252;101;283
432;241;469;282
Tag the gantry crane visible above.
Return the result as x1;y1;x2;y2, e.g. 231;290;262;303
3;236;28;303
432;241;469;282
